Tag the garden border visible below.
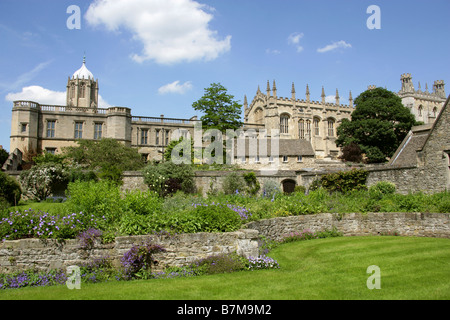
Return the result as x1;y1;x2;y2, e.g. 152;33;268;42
0;212;449;275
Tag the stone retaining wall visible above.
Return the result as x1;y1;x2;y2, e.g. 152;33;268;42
1;212;448;275
0;229;259;274
245;212;450;242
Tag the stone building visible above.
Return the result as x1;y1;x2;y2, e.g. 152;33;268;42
397;73;446;124
8;58;198;164
244;80;354;160
6;58;447;173
367;94;450;193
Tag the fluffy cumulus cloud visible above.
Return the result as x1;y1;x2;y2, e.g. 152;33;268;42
317;40;352;53
288;32;304;52
158;81;193;95
5;86;111;108
85;0;231;65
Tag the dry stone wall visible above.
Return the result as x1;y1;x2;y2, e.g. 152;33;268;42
245;212;450;242
0;229;259;274
1;213;449;275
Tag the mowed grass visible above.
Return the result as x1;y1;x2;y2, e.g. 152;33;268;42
1;236;449;300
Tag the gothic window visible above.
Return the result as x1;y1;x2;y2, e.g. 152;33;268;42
280;114;289;134
299;119;305;139
47;120;56;138
70;84;75;99
314;117;320;136
327;119;335;137
80;83;86;98
306;120;311;139
141;129;148;145
94;123;103;140
433;107;438;117
74;122;83;139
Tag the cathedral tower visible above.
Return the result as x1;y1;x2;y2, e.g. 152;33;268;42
66;57;99;109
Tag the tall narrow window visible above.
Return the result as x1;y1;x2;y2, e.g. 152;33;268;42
280;115;289;134
141;129;149;145
418;105;423;117
306;120;311;139
47;120;56;138
299;119;305;139
433;107;438;117
71;84;75;99
327;119;335;137
155;130;160;145
94;123;103;140
165;130;170;146
74;122;83;139
80;84;86;98
314;118;320;136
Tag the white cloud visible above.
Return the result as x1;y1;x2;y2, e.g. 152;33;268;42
85;0;231;65
288;32;304;52
5;86;111;108
317;40;352;53
325;95;336;103
158;81;193;95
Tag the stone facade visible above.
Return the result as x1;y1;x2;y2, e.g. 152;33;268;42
244;81;354;160
397;73;446;124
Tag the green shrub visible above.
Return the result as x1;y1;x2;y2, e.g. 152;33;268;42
320;169;368;193
143;161;195;197
64;180;123;224
294;185;306;194
190;203;243;233
19;163;68;201
222;172;247;195
243;172;260;196
122;190;162;216
261;180;281;199
0;171;21;207
191;253;246;275
369;181;396;196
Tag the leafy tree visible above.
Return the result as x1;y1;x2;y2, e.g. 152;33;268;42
63;138;145;183
164;137;194;164
192;83;243;132
0;148;8;168
336;88;418;163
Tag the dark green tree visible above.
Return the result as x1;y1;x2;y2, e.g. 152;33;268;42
336;87;418;163
192;83;243;132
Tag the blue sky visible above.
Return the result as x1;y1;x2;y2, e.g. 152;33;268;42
1;0;449;152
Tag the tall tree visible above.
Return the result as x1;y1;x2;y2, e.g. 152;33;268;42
336;87;418;163
192;83;243;132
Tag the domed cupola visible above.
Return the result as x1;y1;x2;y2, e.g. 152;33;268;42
72;56;95;80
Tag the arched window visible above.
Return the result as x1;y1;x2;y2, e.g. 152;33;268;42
80;83;86;98
280;114;289;134
313;117;320;136
70;84;75;99
327;118;335;137
299;119;305;139
433;107;438;117
306;120;311;139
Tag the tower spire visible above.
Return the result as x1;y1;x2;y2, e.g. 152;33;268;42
306;84;310;102
321;86;326;104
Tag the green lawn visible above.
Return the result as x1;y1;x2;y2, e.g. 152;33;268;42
1;236;449;300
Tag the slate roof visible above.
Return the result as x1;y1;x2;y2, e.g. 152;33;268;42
389;124;431;167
